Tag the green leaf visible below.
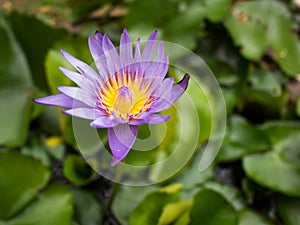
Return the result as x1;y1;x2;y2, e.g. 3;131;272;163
204;0;231;22
225;8;267;60
72;189;103;225
112;185;158;225
218;115;270;162
63;154;95;186
174;210;191;225
243;152;300;197
238;209;275;225
4;183;73;225
6;13;66;91
241;89;289;118
274;133;300;167
172;149;214;190
222;88;239;116
126;0;179;29
0;151;51;220
259;121;300;146
225;0;300;75
129;184;181;225
164;2;206;49
0;16;33;146
158;200;192;225
21;136;51;167
190;189;238;225
248;70;283;96
275;195;300;225
203;181;246;211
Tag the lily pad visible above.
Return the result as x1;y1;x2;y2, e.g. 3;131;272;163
0;151;50;220
0;16;33;146
275;195;300;225
243;152;300;197
112;185;158;225
225;0;300;75
4;183;73;225
238;209;274;225
259;121;300;146
72;189;103;225
6;13;66;91
218;115;270;162
204;0;231;22
190;189;238;225
158;200;192;225
130;184;181;225
203;181;246;211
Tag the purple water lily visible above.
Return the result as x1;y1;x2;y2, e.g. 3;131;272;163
34;29;189;166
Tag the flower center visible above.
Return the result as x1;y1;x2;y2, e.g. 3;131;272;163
114;86;133;117
97;72;154;120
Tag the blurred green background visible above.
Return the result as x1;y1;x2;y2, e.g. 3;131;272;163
0;0;300;224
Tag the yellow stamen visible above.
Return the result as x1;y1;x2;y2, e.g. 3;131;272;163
98;71;154;120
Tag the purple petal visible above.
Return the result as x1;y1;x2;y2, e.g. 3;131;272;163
142;30;158;61
143;57;168;79
169;73;190;103
88;35;109;80
150;40;169;78
156;41;165;61
59;67;82;86
61;49;100;81
63;108;106;120
88;35;104;58
120;29;133;68
90;116;120;128
75;67;102;93
57;86;96;107
102;34;120;75
129;113;170;125
108;124;138;166
133;38;144;77
144;114;170;124
33;94;78;108
152;77;174;99
134;38;141;61
95;31;103;43
149;74;190;113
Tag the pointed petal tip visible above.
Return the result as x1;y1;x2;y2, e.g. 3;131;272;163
60;49;66;55
32;97;49;105
33;94;76;108
184;73;190;79
178;73;190;87
61;109;69;116
32;98;40;104
110;159;121;167
120;28;131;45
88;35;94;43
95;31;103;41
149;30;158;40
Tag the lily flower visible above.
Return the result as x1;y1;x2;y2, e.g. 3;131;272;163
34;29;189;166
